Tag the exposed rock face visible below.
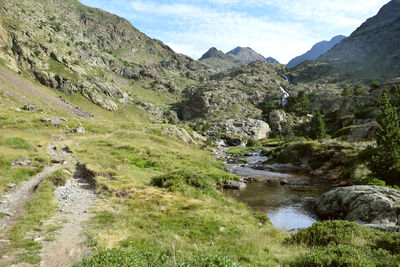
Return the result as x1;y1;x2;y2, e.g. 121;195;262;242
268;109;293;134
210;118;271;143
314;186;400;231
41;117;66;126
347;122;376;141
181;62;287;120
162;126;197;144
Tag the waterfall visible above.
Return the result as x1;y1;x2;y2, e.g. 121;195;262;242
279;87;290;107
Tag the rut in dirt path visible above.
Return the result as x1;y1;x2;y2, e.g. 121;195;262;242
39;164;98;267
0;66;93;118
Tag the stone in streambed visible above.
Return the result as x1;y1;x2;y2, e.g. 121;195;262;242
224;181;247;190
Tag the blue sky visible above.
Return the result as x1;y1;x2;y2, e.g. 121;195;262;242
79;0;390;63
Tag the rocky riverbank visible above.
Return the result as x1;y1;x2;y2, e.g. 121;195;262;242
314;185;400;232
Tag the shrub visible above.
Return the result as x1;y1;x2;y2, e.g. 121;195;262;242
287;221;379;247
77;248;240;267
359;177;386;186
246;138;256;147
168;118;176;125
151;171;214;192
377;232;400;254
297;245;374;267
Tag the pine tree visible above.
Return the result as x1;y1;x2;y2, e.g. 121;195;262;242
296;91;311;115
262;100;277;117
309;109;327;140
285;90;311;115
368;92;400;184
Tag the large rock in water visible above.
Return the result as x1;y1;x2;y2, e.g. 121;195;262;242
211;118;271;143
314;186;400;231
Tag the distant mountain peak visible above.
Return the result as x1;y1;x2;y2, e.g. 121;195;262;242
199;46;280;69
199;47;227;60
287;35;346;68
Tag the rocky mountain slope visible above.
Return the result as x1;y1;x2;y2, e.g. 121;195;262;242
291;0;400;83
198;47;242;70
287;35;346;68
199;46;279;70
227;47;279;64
0;0;208;111
181;61;287;121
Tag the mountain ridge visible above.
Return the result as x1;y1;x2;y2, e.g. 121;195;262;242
291;0;400;82
287;35;346;68
199;46;279;69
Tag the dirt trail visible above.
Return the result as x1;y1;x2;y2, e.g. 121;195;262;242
0;66;93;118
0;133;99;266
39;165;97;267
0;142;72;237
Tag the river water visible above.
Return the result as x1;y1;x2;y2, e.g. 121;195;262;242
224;151;332;231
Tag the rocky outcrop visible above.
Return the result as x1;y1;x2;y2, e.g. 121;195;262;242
268;109;293;134
210;118;271;144
162;126;197;144
181;62;287;120
314;186;400;231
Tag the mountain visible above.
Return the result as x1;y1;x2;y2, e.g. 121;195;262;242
0;0;207;111
199;46;279;69
198;47;242;69
287;35;346;68
292;0;400;82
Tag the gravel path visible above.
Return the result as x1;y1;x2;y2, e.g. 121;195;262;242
0;142;71;236
39;165;97;267
0;133;99;266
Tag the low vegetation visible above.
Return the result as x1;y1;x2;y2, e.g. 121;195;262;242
287;221;400;266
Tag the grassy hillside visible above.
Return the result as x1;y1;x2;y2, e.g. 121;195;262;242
0;63;305;266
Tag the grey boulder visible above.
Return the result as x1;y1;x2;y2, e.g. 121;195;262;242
314;185;400;231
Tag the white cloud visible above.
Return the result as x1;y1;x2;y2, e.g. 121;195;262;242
129;1;320;63
82;0;390;63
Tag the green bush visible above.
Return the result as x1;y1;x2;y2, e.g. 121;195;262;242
252;212;270;225
377;232;400;254
76;248;240;267
297;245;374;267
246;139;256;147
287;221;379;247
151;171;214;192
359;177;386;186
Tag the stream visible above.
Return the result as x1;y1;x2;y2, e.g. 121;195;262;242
223;150;333;231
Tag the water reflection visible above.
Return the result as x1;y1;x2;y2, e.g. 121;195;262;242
224;152;332;230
